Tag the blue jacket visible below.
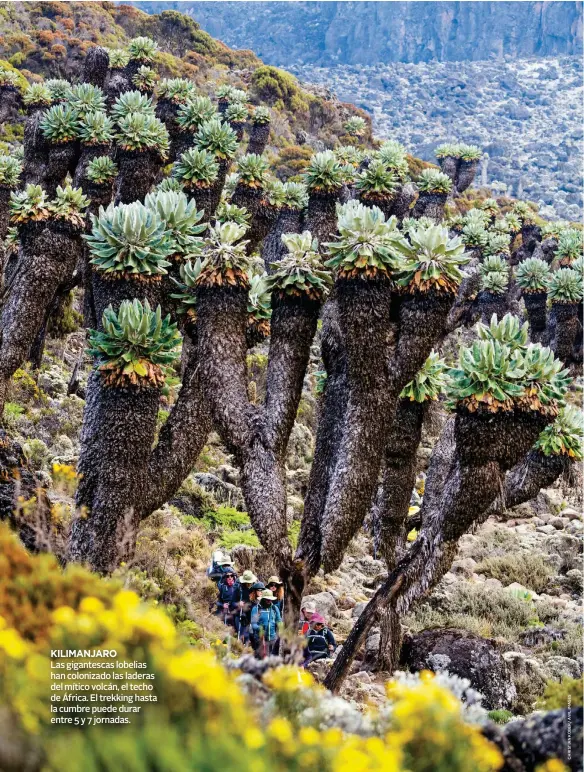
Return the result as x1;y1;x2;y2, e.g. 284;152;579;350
217;580;239;611
257;604;281;641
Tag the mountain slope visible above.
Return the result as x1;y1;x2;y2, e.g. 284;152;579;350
132;1;584;66
0;2;370;153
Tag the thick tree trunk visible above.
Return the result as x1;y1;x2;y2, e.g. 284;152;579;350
29;279;78;370
523;291;548;339
22;111;51;189
378;606;402;672
264;295;320;457
0;188;10;289
390;182;417;220
357;193;394;220
412;192;448;223
69;371;161;572
548;302;579;364
319;277;394;573
0;223;82;414
323;407;551;692
171;131;195;164
247;123;270;156
113;148;163;204
304;190;341;248
141;333;212;516
231;184;272;252
184;184;214;221
45;141;79;198
262;208;302;270
454;159;479;194
494;449;569;515
374;400;425;566
73;144;111;188
208;158;230;218
439;155;457;182
297;298;348;576
520;224;541;251
83;46;109;87
104;72;131;107
374;399;425;672
91;271;164;328
197;283;320;570
475;290;509;324
0;85;21;124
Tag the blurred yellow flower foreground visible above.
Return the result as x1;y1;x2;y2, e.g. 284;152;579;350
0;523;508;772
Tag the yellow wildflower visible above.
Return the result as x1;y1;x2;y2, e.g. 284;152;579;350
244;727;265;749
0;627;29;659
79;596;105;614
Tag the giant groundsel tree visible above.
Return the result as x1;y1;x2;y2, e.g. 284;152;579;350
0;34;581;698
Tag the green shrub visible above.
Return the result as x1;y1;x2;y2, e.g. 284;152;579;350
487;709;514;725
536;677;583;710
476;554;553;594
251;65;308;113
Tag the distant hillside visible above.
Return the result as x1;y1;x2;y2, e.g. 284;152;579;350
132;1;584;66
0;2;370;154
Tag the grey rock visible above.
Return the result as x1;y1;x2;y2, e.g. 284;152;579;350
303;591;339;620
401;628;516;710
503;708;583;771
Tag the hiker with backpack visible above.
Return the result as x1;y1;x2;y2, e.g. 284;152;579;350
303;614;336;666
266;576;285;616
255;589;282;658
248;581;265;648
207;552;237;584
233;569;257;641
215;569;239;627
298;600;317;636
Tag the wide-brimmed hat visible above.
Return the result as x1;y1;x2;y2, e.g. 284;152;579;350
267;575;283;586
261;589;276;601
250;582;265;592
240;570;257;584
301;600;316;613
219;557;234;566
311;613;326;625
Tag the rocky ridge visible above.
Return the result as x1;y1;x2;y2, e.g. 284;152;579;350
134;2;584;66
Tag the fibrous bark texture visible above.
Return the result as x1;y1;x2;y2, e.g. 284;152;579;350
0;223;82;413
523;291;548;339
412;191;447;222
323;406;551;692
69;372;160;572
454;158;479;194
297;297;348;578
113;148;163;204
476;290;509;324
247;123;270;156
83;47;109;88
319;277;394;573
262;208;303;270
548;302;579;364
196;283;320;600
91;273;164;328
439;155;457;182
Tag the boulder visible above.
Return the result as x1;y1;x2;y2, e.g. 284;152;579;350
401;628;516;710
503;708;583;771
303;591;339;620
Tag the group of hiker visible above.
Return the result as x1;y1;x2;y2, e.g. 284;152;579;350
208;552;336;665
